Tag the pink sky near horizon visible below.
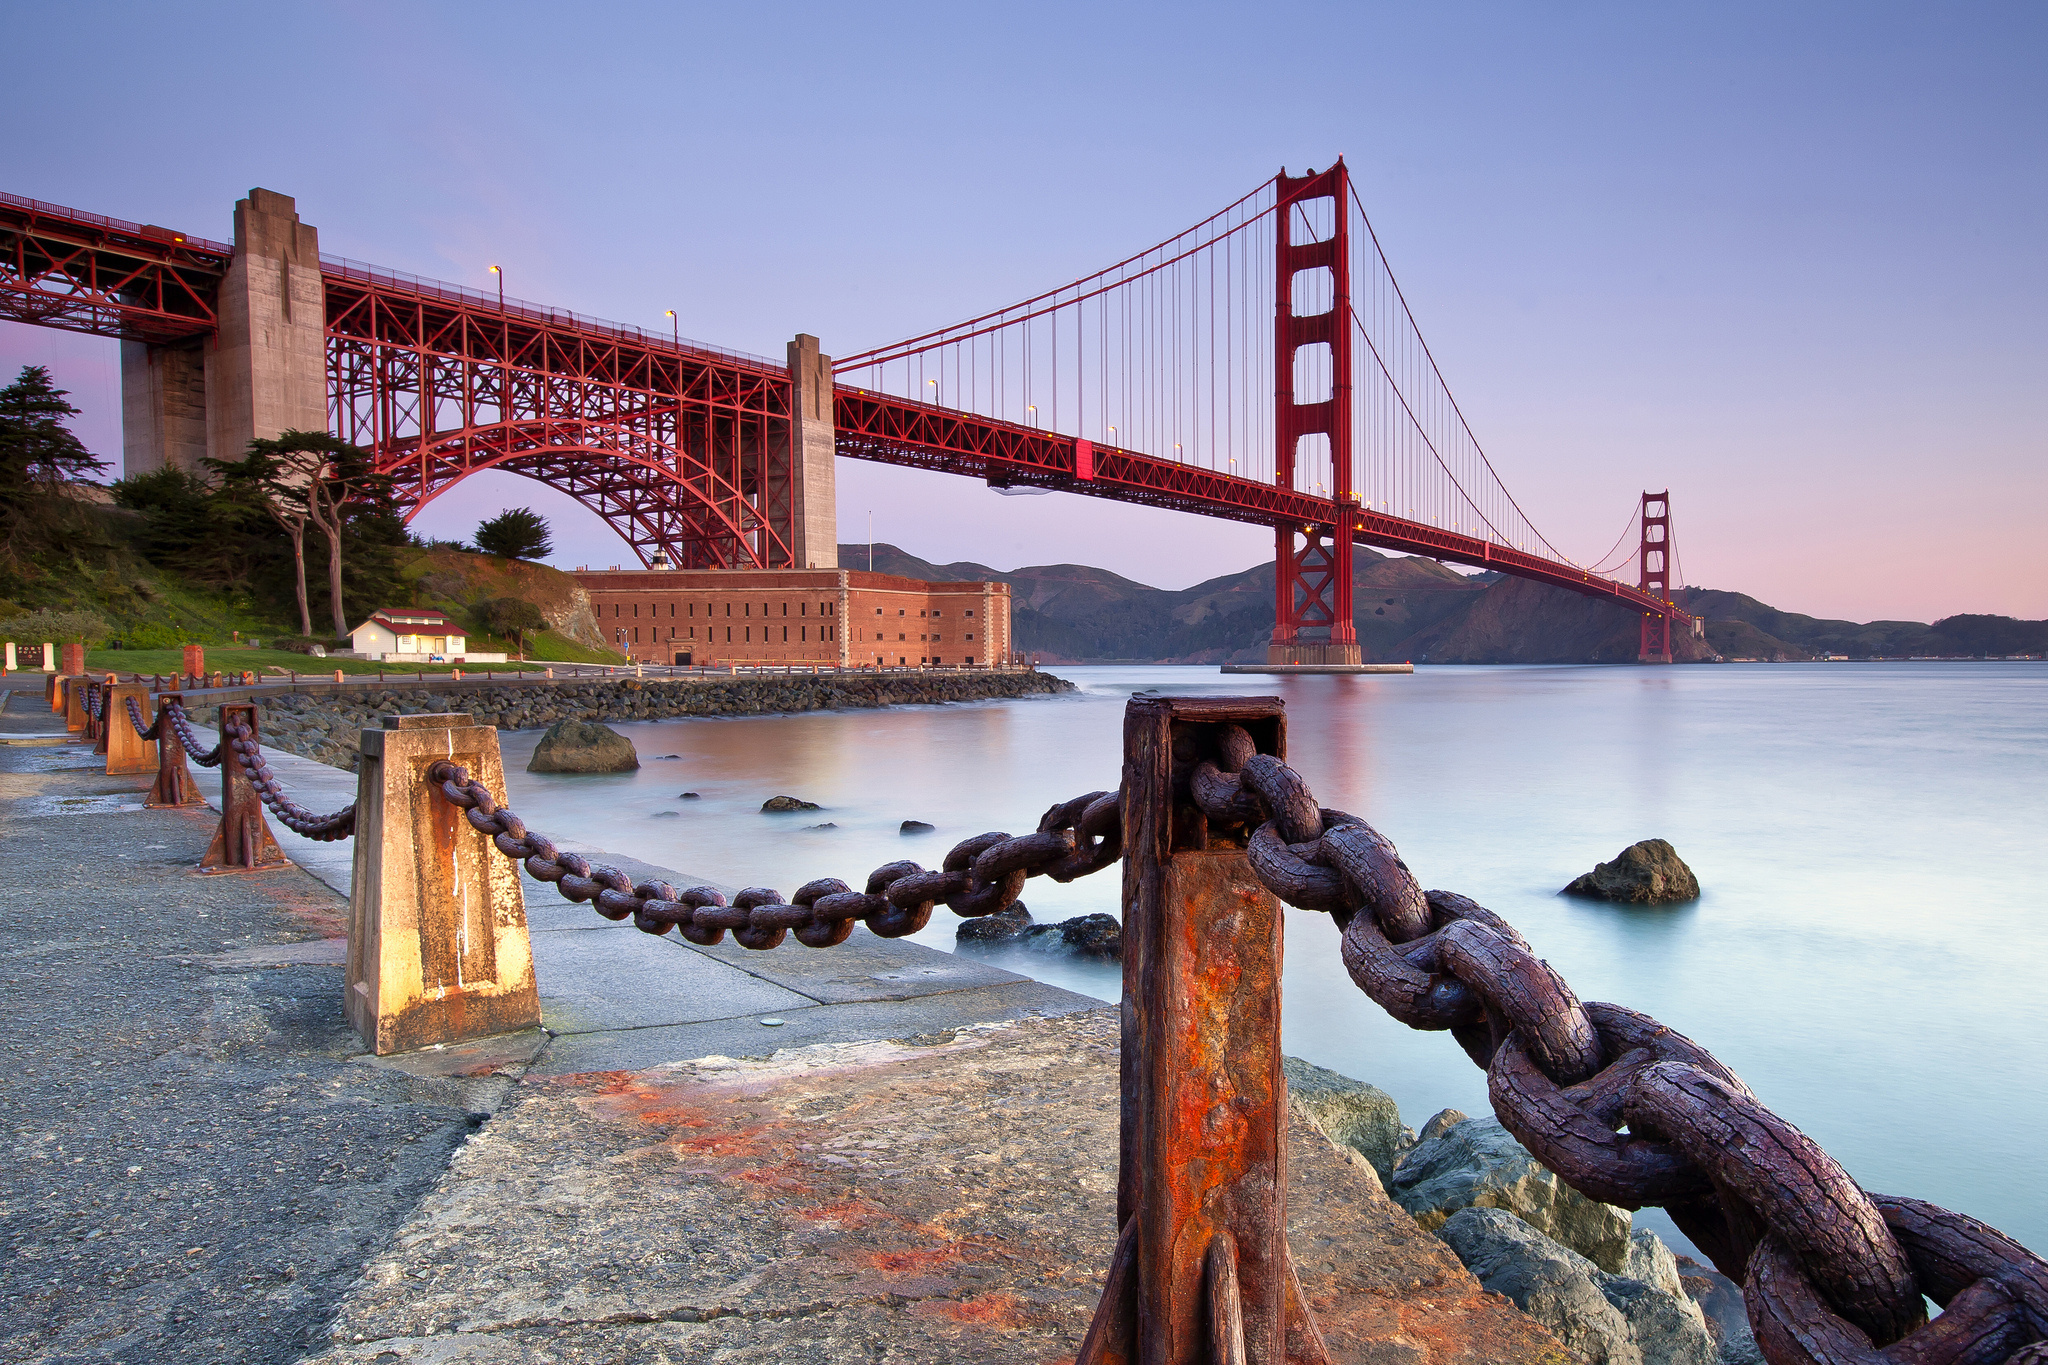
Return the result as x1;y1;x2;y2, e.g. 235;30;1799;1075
4;2;2042;624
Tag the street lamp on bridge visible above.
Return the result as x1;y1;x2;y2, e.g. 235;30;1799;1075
488;264;503;311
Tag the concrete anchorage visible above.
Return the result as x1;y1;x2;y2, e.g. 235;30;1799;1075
119;188;327;477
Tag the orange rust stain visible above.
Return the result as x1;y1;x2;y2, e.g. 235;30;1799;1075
795;1198;887;1227
730;1162;815;1196
910;1292;1030;1327
863;1244;966;1276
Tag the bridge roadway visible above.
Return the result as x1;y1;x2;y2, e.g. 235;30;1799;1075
0;188;1687;628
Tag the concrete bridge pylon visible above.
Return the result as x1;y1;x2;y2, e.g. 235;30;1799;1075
120;188;325;476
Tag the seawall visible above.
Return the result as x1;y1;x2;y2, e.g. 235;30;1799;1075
176;670;1075;770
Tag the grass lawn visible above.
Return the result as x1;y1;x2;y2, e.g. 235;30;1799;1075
84;648;551;679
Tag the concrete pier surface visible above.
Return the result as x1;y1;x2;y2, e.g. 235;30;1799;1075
0;692;1562;1364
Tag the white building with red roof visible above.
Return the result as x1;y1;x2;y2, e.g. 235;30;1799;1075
348;608;505;663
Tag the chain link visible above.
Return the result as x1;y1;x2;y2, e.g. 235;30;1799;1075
160;698;223;768
1188;722;2045;1365
220;718;356;840
423;758;1120;951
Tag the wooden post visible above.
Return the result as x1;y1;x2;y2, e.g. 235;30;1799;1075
1078;695;1328;1365
197;703;290;874
346;713;540;1055
103;682;157;775
145;693;205;808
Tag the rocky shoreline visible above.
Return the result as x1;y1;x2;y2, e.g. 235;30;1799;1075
175;671;1074;770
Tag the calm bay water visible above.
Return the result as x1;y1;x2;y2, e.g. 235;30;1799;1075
496;662;2048;1259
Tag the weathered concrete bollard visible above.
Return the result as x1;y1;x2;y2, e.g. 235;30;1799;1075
1078;694;1324;1365
61;677;88;734
61;642;84;675
346;713;540;1055
182;643;204;678
145;694;205;808
103;682;158;776
197;703;290;874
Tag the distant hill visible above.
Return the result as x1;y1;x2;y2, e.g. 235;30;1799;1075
843;543;2044;664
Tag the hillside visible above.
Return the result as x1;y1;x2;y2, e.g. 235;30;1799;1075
844;543;2042;664
399;547;617;661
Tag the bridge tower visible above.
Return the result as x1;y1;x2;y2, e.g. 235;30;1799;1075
1638;490;1673;663
1268;162;1360;666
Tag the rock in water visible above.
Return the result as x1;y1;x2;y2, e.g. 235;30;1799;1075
956;901;1032;945
1564;839;1700;904
901;819;936;834
1389;1117;1633;1272
1438;1208;1717;1365
761;795;820;812
1283;1056;1407;1182
527;719;639;773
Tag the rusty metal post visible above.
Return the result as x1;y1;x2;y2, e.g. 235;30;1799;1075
346;713;540;1055
145;693;205;808
103;681;157;775
197;702;290;874
1078;695;1328;1365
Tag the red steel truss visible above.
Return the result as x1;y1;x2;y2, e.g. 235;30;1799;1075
0;193;229;342
324;260;796;569
0;188;1692;633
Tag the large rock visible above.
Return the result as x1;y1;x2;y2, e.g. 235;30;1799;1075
1564;839;1700;904
1389;1117;1633;1272
1440;1208;1716;1365
956;901;1033;945
761;795;820;812
1283;1056;1408;1182
526;719;638;773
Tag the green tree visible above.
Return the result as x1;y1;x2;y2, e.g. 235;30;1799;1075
207;430;394;638
475;507;553;561
0;365;109;559
478;597;547;656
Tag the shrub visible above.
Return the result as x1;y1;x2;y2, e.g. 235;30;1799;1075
0;607;113;644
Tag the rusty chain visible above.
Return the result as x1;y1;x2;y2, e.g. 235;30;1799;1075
160;698;222;767
219;717;356;840
424;758;1122;950
125;694;158;741
1183;722;2047;1365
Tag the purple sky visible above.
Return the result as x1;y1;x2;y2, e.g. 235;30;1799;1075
5;2;2042;621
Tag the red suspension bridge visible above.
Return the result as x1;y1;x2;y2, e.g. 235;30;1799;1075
0;163;1691;663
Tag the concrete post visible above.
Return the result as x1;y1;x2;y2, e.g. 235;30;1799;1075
62;678;88;733
346;714;540;1055
103;682;158;776
182;644;204;680
41;642;55;671
61;643;84;675
787;334;838;570
205;190;327;464
3;643;13;671
120;338;210;476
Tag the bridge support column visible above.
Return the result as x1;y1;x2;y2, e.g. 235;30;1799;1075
120;339;209;476
787;334;838;569
203;189;327;465
1637;491;1674;664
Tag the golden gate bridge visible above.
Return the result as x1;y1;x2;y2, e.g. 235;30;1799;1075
0;161;1691;663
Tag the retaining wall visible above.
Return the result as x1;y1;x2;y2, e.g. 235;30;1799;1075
177;670;1076;770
